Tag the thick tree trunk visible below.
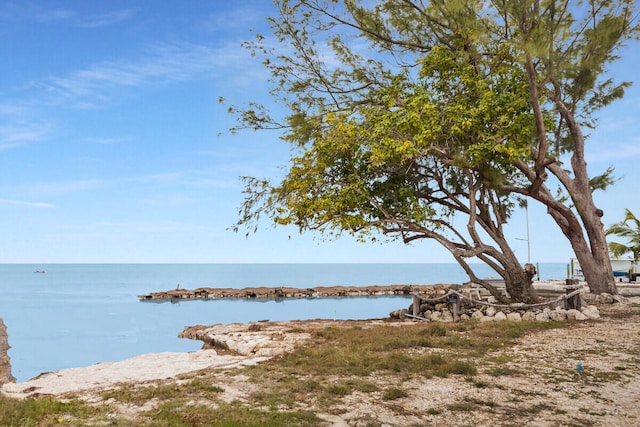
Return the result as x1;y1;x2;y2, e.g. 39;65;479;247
575;211;617;294
522;54;617;296
541;187;617;295
502;262;538;303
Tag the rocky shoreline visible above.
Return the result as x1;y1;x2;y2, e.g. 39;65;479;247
139;281;640;302
394;292;615;323
139;284;440;301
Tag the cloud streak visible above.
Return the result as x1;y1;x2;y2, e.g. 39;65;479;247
79;9;136;28
0;199;54;208
30;41;251;108
0;124;50;150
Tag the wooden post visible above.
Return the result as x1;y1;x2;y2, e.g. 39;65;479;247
412;294;420;317
449;293;460;322
564;279;581;311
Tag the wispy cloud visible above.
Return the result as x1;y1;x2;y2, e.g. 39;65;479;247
59;219;214;236
587;139;640;162
33;8;75;22
83;136;132;145
31;41;249;108
22;179;107;199
0;124;50;150
201;5;264;32
143;171;238;189
79;9;136;28
1;4;133;27
0;199;54;208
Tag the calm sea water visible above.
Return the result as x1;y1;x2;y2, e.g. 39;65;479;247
0;263;566;382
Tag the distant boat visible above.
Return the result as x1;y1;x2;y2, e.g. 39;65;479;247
33;270;46;274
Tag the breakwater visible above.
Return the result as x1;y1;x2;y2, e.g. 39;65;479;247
139;284;444;301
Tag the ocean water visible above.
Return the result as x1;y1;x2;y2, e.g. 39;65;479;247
0;263;566;382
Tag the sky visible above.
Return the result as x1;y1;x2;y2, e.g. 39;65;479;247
0;1;638;264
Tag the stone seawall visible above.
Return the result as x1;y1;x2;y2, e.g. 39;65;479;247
139;284;443;301
389;292;634;323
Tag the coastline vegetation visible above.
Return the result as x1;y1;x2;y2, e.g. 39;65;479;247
0;320;565;426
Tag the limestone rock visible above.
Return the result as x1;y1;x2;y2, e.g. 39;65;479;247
582;293;598;304
430;311;443;322
535;312;551;322
485;306;497;317
612;295;629;305
494;311;507;321
440;309;454;322
389;309;403;319
506;312;522;321
549;309;567;322
522;311;536;321
471;310;485;321
596;293;615;304
581;305;600;320
566;309;588;321
0;318;15;385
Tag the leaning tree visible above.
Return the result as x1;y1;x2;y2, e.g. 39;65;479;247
228;0;638;296
236;55;541;301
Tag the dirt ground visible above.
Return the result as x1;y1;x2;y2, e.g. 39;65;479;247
184;301;640;427
4;298;640;426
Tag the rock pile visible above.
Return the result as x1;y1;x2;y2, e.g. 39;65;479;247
179;322;314;357
0;318;15;385
390;292;628;322
141;284;436;301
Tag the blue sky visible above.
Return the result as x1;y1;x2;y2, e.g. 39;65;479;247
0;1;638;264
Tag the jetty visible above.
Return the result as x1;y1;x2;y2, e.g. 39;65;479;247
139;284;443;301
139;280;640;302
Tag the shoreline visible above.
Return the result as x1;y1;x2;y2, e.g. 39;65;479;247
139;280;640;301
139;284;441;301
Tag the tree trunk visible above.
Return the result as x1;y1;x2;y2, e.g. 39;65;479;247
571;217;617;294
502;262;538;303
539;186;617;295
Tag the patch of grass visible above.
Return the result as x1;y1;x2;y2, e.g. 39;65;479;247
579;407;606;416
2;318;576;425
325;384;351;397
101;377;224;405
584;370;623;384
426;407;442;415
345;378;379;393
446;401;477;412
382;387;408;401
142;400;320;427
0;395;103;426
486;366;522;376
466;377;490;388
250;377;320;408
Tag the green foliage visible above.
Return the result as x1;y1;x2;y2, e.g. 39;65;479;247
229;0;639;295
606;208;640;263
382;387;408;401
146;401;319;427
0;395;101;426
